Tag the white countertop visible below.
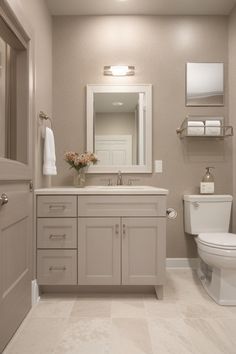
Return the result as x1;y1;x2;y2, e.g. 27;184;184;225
35;186;169;195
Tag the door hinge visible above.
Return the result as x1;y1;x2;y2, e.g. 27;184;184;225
29;180;33;192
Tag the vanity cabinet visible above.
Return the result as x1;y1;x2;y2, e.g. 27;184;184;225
78;216;165;287
77;195;166;290
36;189;168;298
36;195;78;285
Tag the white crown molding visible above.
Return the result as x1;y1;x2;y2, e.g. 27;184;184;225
46;0;235;16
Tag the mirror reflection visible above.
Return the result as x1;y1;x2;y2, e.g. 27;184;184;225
86;85;152;173
186;63;224;106
94;92;145;166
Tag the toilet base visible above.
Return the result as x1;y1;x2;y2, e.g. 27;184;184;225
198;259;236;306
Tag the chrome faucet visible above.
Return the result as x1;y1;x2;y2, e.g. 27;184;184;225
117;170;123;185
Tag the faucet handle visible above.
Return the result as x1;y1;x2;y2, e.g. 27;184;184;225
128;178;140;186
100;178;113;186
116;170;123;185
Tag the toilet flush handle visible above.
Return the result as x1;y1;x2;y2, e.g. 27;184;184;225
166;208;177;219
0;193;8;206
193;202;200;208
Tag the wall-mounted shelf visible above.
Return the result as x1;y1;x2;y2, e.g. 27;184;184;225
176;116;233;139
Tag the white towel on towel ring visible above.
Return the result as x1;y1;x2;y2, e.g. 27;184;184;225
43;127;57;175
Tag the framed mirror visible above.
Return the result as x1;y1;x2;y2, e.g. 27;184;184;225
186;62;224;106
86;84;152;173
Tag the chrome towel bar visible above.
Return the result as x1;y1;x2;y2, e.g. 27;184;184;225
39;111;53;129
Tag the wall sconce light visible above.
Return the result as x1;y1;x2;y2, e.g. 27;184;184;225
104;65;135;76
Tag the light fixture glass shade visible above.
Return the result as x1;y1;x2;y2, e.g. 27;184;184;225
104;65;135;76
112;101;124;106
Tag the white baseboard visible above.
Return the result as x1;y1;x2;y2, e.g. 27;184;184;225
31;279;40;306
166;258;199;269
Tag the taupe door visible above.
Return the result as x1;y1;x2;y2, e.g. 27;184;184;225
122;218;166;285
0;183;32;352
0;3;33;352
78;218;121;285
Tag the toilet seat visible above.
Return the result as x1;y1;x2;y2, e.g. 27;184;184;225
197;241;236;258
198;233;236;250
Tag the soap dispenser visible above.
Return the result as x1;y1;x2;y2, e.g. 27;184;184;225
200;167;215;194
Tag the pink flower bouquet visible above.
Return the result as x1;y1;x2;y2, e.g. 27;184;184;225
64;151;98;171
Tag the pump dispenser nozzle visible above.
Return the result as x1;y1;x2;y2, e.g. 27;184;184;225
202;167;215;183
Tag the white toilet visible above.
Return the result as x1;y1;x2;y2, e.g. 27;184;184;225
184;194;236;305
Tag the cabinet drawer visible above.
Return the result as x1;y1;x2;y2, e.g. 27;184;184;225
37;250;77;285
78;196;166;217
37;196;77;217
37;218;77;249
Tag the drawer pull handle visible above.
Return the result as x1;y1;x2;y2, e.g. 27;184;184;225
49;205;66;210
49;266;66;271
115;224;119;235
49;234;66;239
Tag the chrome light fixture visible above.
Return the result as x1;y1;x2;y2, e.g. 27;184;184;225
104;65;135;76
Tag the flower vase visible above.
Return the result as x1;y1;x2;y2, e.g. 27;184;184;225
73;169;86;188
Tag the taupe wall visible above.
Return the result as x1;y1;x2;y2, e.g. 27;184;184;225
9;0;52;188
229;6;236;231
52;15;232;258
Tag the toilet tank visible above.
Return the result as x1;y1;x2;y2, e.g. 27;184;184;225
183;195;233;235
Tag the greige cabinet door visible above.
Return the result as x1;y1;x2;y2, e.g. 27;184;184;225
0;184;32;352
122;218;166;285
78;218;121;285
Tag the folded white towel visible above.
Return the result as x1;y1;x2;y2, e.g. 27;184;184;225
187;121;204;136
43;127;57;175
205;120;221;136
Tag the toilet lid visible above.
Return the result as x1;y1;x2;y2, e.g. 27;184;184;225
198;233;236;249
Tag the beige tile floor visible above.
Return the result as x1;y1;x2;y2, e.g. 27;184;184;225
4;269;236;354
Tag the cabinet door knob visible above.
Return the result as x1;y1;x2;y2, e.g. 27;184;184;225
0;193;8;206
115;224;119;235
122;224;126;238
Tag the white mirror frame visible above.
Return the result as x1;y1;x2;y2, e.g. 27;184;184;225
86;84;152;174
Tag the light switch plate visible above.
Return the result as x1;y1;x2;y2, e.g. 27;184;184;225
155;160;163;173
